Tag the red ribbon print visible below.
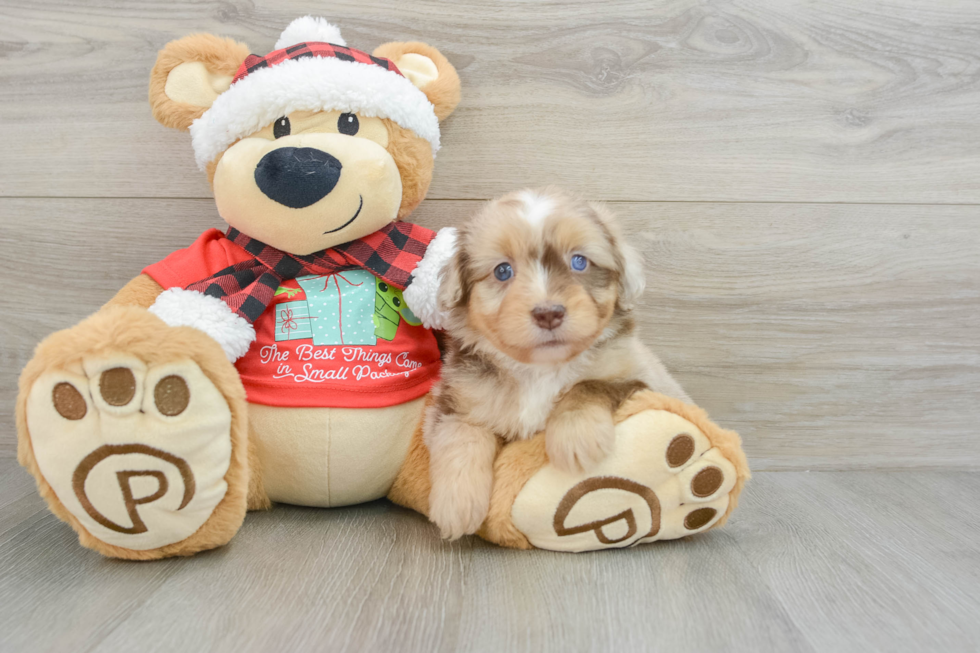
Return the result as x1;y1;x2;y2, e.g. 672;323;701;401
279;307;298;335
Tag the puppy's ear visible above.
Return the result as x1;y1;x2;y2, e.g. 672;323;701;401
589;202;646;309
616;240;646;310
149;33;250;131
438;249;467;313
372;42;461;121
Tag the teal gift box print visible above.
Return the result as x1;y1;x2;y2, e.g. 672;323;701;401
274;300;314;341
297;271;378;346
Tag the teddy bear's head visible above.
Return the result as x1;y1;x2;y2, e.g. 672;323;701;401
149;17;460;255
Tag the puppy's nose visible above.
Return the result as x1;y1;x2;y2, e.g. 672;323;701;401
254;147;342;209
532;305;566;330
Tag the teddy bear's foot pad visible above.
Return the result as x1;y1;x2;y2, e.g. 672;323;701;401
511;408;738;551
26;356;233;551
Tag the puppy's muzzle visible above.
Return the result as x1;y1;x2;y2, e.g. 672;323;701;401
254;147;342;209
532;304;566;330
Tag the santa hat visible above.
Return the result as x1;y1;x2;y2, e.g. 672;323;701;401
189;16;441;170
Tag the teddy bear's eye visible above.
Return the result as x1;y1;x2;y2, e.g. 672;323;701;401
273;117;290;139
393;296;401;308
338;113;359;136
378;282;389;293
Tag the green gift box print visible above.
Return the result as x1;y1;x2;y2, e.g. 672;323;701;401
297;271;378;346
374;280;422;341
274;300;314;342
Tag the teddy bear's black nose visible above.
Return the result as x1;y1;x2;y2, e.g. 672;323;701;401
254;147;342;209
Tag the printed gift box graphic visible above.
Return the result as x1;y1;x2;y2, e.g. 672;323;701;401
274;301;314;342
297;271;378;346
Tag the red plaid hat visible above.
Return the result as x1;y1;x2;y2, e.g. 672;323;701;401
190;16;440;170
232;42;403;85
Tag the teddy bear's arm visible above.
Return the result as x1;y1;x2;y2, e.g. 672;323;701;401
100;274;255;363
103;274;166;310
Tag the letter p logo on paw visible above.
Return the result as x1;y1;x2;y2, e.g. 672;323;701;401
72;444;195;536
26;360;234;551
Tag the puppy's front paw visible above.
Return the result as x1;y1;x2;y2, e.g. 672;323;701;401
428;477;491;541
546;404;616;474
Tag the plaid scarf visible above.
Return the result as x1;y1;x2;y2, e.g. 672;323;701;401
186;223;435;323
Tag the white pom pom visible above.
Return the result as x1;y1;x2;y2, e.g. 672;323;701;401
404;227;457;330
275;16;345;50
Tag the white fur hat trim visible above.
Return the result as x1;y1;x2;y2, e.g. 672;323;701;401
189;18;440;170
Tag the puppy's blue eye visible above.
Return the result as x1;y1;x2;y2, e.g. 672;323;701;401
570;254;588;271
494;263;513;281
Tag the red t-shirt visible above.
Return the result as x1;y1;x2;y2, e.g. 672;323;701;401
143;229;441;409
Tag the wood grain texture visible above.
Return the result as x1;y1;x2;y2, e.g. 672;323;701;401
1;0;979;202
2;198;977;469
2;2;978;651
1;459;978;653
739;471;980;652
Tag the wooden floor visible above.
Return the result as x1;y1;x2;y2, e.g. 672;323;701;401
1;458;978;652
1;1;979;651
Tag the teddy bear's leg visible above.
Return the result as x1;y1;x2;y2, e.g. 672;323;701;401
387;412;433;517
17;305;251;559
482;391;750;551
388;392;749;552
245;427;272;511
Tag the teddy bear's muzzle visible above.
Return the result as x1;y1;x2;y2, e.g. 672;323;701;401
253;146;343;209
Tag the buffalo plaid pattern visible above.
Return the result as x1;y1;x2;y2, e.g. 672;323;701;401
185;223;435;323
233;41;403;84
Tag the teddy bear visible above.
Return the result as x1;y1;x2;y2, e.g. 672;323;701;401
15;16;750;559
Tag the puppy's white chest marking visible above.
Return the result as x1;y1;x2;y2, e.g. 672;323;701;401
509;362;584;439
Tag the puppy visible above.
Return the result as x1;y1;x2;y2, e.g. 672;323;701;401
425;187;691;540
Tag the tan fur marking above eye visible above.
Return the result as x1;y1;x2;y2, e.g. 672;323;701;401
547;215;612;265
468;209;537;270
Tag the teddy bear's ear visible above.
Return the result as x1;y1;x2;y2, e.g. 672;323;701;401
149;33;251;131
372;42;461;121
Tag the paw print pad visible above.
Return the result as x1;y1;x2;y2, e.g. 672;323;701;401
26;357;233;551
511;407;739;551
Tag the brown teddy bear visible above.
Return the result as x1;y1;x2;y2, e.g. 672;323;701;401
16;17;749;559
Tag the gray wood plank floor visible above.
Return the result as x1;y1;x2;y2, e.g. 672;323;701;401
1;459;977;653
2;1;979;650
